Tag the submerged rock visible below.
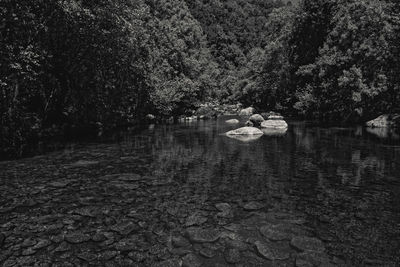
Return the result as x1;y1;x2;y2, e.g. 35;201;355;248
224;248;241;263
254;241;290;260
69;160;99;167
111;221;139;235
215;203;233;218
226;119;240;124
199;247;216;258
226;127;263;136
295;251;331;267
32;239;51;250
249;114;265;126
239;107;255;116
0;233;5;247
261;120;288;129
172;235;191;248
185;213;208;226
186;228;220;243
77;252;97;262
65;232;91;244
260;224;292;241
290;236;325;252
98;250;119;261
182;253;202;267
153;259;181;267
243;201;265;211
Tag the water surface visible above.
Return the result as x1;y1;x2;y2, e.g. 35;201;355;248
1;116;399;266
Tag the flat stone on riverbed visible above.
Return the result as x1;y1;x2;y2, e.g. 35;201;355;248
68;160;99;167
254;241;290;260
182;253;202;267
100;173;143;181
290;236;325;252
224;248;241;263
199;247;216;258
114;238;137;251
77;252;97;262
110;181;140;190
0;233;5;247
243;201;265;211
296;251;331;266
260;224;291;241
98;250;119;261
32;239;51;250
172;235;191;248
215;203;233;218
152;259;181;267
73;207;97;217
186;228;220;243
49;181;71;188
111;221;139;235
185;213;208;226
65;232;91;244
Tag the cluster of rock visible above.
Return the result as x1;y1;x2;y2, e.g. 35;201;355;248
146;103;243;123
0;155;341;267
226;107;288;139
190;103;242;120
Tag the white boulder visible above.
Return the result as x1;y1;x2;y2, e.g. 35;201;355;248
249;114;265;125
366;115;391;128
239;107;255;116
261;120;288;129
226;127;263;136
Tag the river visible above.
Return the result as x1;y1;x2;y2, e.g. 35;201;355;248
0;116;399;266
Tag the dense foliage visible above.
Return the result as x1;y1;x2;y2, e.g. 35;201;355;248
1;0;400;156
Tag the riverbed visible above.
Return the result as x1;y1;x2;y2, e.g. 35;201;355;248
0;116;399;266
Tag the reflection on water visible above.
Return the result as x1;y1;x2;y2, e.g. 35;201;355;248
261;127;287;136
0;117;399;265
366;126;400;139
225;134;262;142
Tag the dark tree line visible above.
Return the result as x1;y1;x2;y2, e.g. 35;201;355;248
1;0;399;156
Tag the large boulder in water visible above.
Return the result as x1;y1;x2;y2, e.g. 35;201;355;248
239;107;255;116
366;114;400;128
226;127;263;136
366;115;390;128
261;120;288;129
249;114;265;126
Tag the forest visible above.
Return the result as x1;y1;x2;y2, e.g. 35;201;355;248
1;0;400;156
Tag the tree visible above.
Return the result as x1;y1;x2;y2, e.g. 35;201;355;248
295;0;395;122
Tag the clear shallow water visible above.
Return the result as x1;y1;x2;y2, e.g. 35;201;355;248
0;116;399;266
